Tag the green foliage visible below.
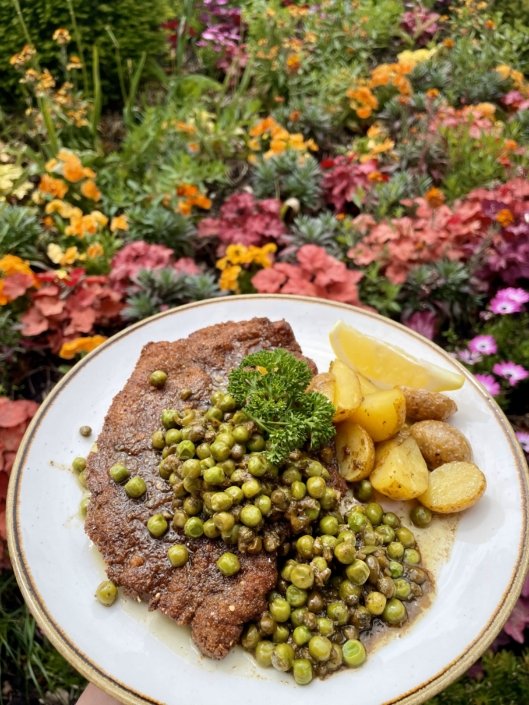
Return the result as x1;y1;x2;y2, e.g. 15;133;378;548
122;268;222;321
1;0;167;107
252;152;322;210
0;572;85;702
228;348;335;464
425;649;529;705
369;172;433;218
126;205;195;256
0;204;45;258
287;213;343;257
492;0;529;23
358;263;401;317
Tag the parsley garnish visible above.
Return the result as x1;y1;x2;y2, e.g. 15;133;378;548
227;348;335;464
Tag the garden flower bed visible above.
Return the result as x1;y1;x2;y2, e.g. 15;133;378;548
1;0;529;702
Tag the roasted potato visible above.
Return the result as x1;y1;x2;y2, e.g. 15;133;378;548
410;420;471;468
370;433;429;500
400;386;457;422
348;387;406;442
329;359;362;422
335;420;375;482
357;373;379;396
418;461;486;513
308;372;336;406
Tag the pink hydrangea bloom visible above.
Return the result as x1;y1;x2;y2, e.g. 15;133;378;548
492;361;529;386
474;373;501;396
109;242;198;294
252;244;363;305
468;335;497;355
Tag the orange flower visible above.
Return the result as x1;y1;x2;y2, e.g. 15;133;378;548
484;19;495;30
286;53;301;73
425;187;446;209
39;174;68;199
426;88;440;98
62;154;85;182
356;106;373;120
47;243;81;266
443;38;455;49
59;335;107;360
86;243;104;259
495;208;515;227
45;199;81;219
0;255;39;304
80;179;101;201
110;214;129;232
367;171;386;182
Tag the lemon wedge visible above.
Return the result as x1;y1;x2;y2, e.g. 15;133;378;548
329;321;464;392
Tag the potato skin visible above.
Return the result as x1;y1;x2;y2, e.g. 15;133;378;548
410;420;471;469
400;386;457;422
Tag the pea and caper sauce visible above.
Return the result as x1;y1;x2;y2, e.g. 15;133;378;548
102;382;430;685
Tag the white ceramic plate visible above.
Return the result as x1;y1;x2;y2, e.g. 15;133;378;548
7;295;529;705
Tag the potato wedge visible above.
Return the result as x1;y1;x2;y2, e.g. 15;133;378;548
307;372;336;406
410;420;471;468
370;434;429;500
400;386;457;422
418;461;486;513
357;373;379;396
335;420;375;482
348;387;406;442
329;359;362;422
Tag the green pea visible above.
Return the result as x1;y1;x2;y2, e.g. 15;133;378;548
210;441;231;462
210;491;233;512
348;511;367;532
272;643;294;672
342;639;366;667
376;524;395;544
147;514;168;538
124;476;146;498
216;431;235;448
233;425;250;443
255;641;275;667
72;456;86;473
203;465;226;485
290;564;314;590
394;578;411;600
306;476;326;498
365;591;387;615
319;514;340;535
172;510;187;529
404;548;421;564
149;370;167;388
334;541;356;565
247;434;266;452
218;393;237;412
196;442;211;459
255;494;272;515
161;409;177;429
241;625;261;651
183;476;200;493
203;518;220;538
292;625;312;646
320;487;338;510
183;497;202;516
308;635;332;662
383;597;407;625
225;485;244;504
242;479;262;499
317;617;334;637
79;495;90;518
95;580;118;606
272;625;289;643
410;505;433;528
77;471;86;487
383;511;400;528
296;535;314;559
270;597;291;623
327;601;349;625
286;585;308;607
282;466;302;484
247;454;267;477
206;406;223;422
388;561;404;578
387;541;405;559
240;505;262;528
305;460;325;477
213;512;235;533
216;551;240;576
177;440;196;459
365;502;383;525
346;559;370;585
396;527;416;547
79;425;92;437
184;516;204;538
109;463;129;483
200;457;215;470
339;580;362;604
291;607;307;627
151;430;166;450
167;544;189;567
355;479;373;502
165;428;182;446
293;659;313;686
291;480;306;500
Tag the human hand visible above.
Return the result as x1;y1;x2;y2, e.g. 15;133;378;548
76;683;123;704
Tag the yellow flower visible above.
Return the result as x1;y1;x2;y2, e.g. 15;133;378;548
286;53;301;73
397;48;437;69
59;150;85;182
67;55;82;71
80;179;101;201
219;264;242;292
86;243;104;259
9;44;36;68
59;335;107;360
47;243;81;266
110;214;129;232
52;28;71;45
45;199;80;219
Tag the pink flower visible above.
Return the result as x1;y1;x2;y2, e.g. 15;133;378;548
489;295;524;315
502;596;529;643
474;373;501;396
404;310;438;340
515;430;529;454
492;361;529;386
456;349;483;365
496;287;529;305
468;335;497;355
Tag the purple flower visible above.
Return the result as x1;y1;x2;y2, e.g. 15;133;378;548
492;361;529;386
489;295;525;315
497;287;529;305
468;334;497;355
456;349;482;365
474;373;501;396
404;310;437;340
502;596;529;643
515;430;529;454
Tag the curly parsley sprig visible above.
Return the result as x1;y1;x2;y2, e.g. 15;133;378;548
227;349;335;464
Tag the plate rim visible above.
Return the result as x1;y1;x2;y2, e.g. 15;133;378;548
7;293;529;705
